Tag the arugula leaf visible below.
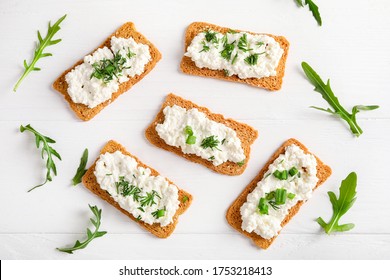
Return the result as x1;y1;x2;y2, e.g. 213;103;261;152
71;149;88;186
14;14;66;92
295;0;322;26
57;205;107;254
20;124;61;192
301;62;379;137
316;172;357;234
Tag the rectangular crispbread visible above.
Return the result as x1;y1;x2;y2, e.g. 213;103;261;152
145;93;259;176
82;140;192;238
226;138;332;249
53;22;162;121
180;22;289;91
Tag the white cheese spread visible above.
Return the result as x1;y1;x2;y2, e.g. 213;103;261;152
65;36;151;108
185;30;284;79
240;144;318;239
155;105;245;166
94;151;180;226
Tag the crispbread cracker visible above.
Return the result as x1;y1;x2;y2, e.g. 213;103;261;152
226;138;332;249
180;22;289;91
145;93;258;176
53;22;162;121
82;140;192;238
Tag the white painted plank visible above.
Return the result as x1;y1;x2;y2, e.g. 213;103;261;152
1;233;389;260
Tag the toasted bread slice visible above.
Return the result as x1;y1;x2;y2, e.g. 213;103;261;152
82;140;192;238
145;93;258;175
226;138;332;249
180;22;289;91
53;22;162;121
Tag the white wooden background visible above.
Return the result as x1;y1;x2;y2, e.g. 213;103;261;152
0;0;389;260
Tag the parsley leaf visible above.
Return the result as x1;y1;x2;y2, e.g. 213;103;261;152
316;172;357;234
57;205;107;254
302;62;379;137
71;148;88;186
14;14;67;92
20;124;61;192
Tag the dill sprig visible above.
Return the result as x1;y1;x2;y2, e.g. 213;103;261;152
91;51;129;84
14;14;67;92
140;190;161;207
201;136;221;151
237;33;253;52
244;52;265;66
204;30;218;44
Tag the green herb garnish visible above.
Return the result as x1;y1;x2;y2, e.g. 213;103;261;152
72;148;88;186
275;188;287;205
287;193;296;199
227;29;238;34
273;170;288;180
127;47;136;59
14;14;67;92
302;62;379;137
256;42;264;47
258;198;269;215
231;53;238;65
137;207;145;212
220;41;235;61
238;33;253;52
288;167;299;177
140;190;161;207
268;201;280;211
295;0;322;26
244;52;265;66
152;207;166;219
20;124;61;192
317;172;357;234
182;195;189;203
56;205;106;254
200;136;221;150
223;69;230;76
204;30;218;43
184;125;196;145
237;160;245;167
91;51;129;84
208;156;215;161
200;41;210;53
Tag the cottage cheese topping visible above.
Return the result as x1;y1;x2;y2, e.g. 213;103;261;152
65;36;151;108
185;30;284;79
94;151;180;226
240;145;318;239
155;105;245;166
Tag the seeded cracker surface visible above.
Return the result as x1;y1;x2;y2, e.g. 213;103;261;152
145;93;259;175
226;138;332;249
82;140;192;238
180;22;289;91
53;22;162;121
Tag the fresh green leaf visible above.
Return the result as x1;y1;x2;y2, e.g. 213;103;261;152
305;0;322;26
14;14;66;92
302;62;379;137
204;30;218;44
244;52;265;66
71;149;88;186
182;195;189;203
237;160;245;167
199;41;210;53
295;0;322;26
57;205;107;254
316;172;357;234
20;124;61;192
220;40;236;61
